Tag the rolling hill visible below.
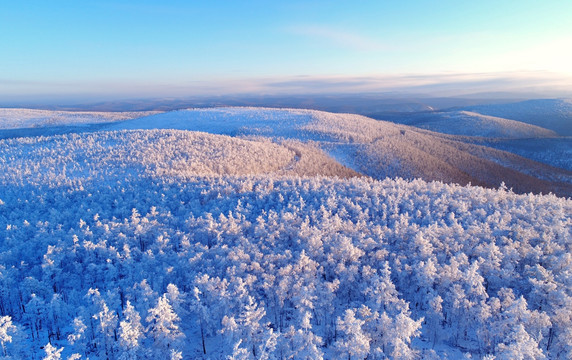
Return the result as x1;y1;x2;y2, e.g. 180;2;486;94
0;129;359;186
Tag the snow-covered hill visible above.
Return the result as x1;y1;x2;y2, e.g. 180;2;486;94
475;137;572;172
1;106;569;196
393;110;557;138
461;99;572;136
103;107;572;196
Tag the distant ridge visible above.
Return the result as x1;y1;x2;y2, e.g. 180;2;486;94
461;99;572;135
0;108;161;129
390;110;558;138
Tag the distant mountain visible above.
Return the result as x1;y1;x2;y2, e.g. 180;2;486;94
1;93;520;113
386;110;557;138
460;99;572;135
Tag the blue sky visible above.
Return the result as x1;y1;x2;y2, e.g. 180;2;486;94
1;0;572;101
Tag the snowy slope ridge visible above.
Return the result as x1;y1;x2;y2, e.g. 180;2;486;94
0;175;570;359
395;110;558;138
0;108;160;129
461;99;572;136
106;107;572;196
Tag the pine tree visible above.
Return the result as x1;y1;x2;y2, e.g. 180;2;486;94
87;288;118;359
227;340;251;360
239;296;267;358
496;324;546;360
292;312;324;360
67;317;87;354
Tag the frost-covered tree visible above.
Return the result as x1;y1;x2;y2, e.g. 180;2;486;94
146;294;184;359
295;312;324;360
237;296;269;358
0;137;570;360
67;317;88;356
496;324;546;360
364;262;405;314
335;309;370;360
86;288;118;359
118;301;144;360
43;342;63;360
0;316;16;357
25;293;46;342
227;340;251;360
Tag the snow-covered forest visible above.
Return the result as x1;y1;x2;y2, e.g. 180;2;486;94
0;107;571;359
1;175;571;359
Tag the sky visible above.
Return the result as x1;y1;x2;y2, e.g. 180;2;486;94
1;0;572;102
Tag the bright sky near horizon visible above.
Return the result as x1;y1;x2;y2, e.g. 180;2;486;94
1;0;572;101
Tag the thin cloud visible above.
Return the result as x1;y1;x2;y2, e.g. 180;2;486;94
3;71;572;102
287;25;387;51
254;71;572;96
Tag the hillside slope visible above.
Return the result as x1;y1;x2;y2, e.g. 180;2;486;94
473;137;572;172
